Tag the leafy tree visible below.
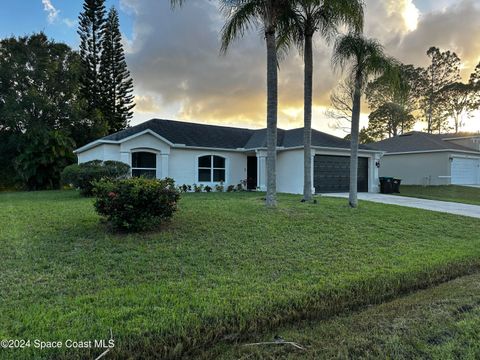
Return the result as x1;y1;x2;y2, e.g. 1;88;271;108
78;0;107;138
469;61;480;111
366;102;415;139
100;7;135;133
15;130;75;190
280;0;364;202
332;33;395;208
344;127;374;144
419;47;461;133
439;82;475;133
0;34;82;133
0;33;82;189
366;64;422;116
364;64;420;139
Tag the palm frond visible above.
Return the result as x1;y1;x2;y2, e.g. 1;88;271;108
220;1;261;54
332;32;395;89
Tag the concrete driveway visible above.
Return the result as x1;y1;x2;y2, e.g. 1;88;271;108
322;193;480;219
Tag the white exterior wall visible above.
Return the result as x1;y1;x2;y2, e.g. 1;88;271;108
277;149;305;194
379;152;451;185
169;148;247;187
77;144;121;163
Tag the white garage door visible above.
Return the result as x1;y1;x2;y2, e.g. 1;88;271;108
451;158;479;185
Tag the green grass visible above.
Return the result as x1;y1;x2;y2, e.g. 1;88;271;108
1;190;480;359
201;273;480;359
397;185;480;206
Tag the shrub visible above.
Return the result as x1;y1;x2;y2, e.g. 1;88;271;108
62;160;130;196
204;185;212;193
215;183;224;192
92;177;180;231
179;184;189;193
236;183;244;191
193;184;203;193
227;185;235;192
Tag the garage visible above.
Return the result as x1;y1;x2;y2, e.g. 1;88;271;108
451;158;480;185
314;155;368;193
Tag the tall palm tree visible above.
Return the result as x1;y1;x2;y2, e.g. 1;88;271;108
332;33;396;208
172;0;294;208
281;0;363;202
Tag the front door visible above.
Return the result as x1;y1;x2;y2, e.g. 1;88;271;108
247;157;258;190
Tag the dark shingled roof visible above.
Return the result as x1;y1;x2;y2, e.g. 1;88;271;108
368;131;479;153
99;118;375;150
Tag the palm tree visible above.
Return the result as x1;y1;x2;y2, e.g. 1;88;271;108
172;0;294;208
332;33;396;208
281;0;363;202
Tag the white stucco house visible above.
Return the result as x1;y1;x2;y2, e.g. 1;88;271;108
74;119;383;194
370;132;480;185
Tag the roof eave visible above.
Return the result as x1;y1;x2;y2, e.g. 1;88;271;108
382;149;480;156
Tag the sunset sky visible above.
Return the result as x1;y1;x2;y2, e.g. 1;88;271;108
1;0;479;135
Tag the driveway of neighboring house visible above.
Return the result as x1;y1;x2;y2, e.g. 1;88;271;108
322;193;480;219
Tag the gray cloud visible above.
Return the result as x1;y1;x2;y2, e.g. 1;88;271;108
122;0;480;132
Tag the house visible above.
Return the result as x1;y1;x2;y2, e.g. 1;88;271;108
74;119;383;194
369;132;480;185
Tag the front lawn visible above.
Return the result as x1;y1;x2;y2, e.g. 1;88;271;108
396;185;480;206
202;273;480;359
1;191;480;359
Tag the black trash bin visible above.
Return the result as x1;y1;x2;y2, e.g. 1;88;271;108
392;178;402;193
379;177;394;194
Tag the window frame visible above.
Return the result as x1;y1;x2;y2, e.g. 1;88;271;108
197;155;226;183
131;150;157;178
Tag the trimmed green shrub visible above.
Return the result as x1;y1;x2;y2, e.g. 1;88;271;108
92;177;180;231
61;160;130;196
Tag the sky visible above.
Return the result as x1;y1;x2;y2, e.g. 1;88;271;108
0;0;479;136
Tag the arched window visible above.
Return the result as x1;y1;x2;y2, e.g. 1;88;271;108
198;155;225;182
132;152;156;178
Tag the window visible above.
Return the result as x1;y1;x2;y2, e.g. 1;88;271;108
132;152;156;178
198;155;225;182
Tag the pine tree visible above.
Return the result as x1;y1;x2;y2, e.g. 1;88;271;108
77;0;106;119
100;7;135;132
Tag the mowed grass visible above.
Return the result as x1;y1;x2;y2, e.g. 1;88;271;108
202;273;480;359
0;191;480;359
397;185;480;206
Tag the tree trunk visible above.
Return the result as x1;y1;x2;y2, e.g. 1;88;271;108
303;34;313;202
265;31;277;207
349;73;362;208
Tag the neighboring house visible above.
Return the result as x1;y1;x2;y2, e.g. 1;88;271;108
369;132;480;185
74;119;383;194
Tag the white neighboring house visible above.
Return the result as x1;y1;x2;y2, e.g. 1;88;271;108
74;119;383;194
370;132;480;185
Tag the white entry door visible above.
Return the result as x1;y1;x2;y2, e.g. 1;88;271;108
451;158;479;185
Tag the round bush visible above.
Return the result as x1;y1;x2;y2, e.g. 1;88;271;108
92;177;180;232
62;160;130;196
